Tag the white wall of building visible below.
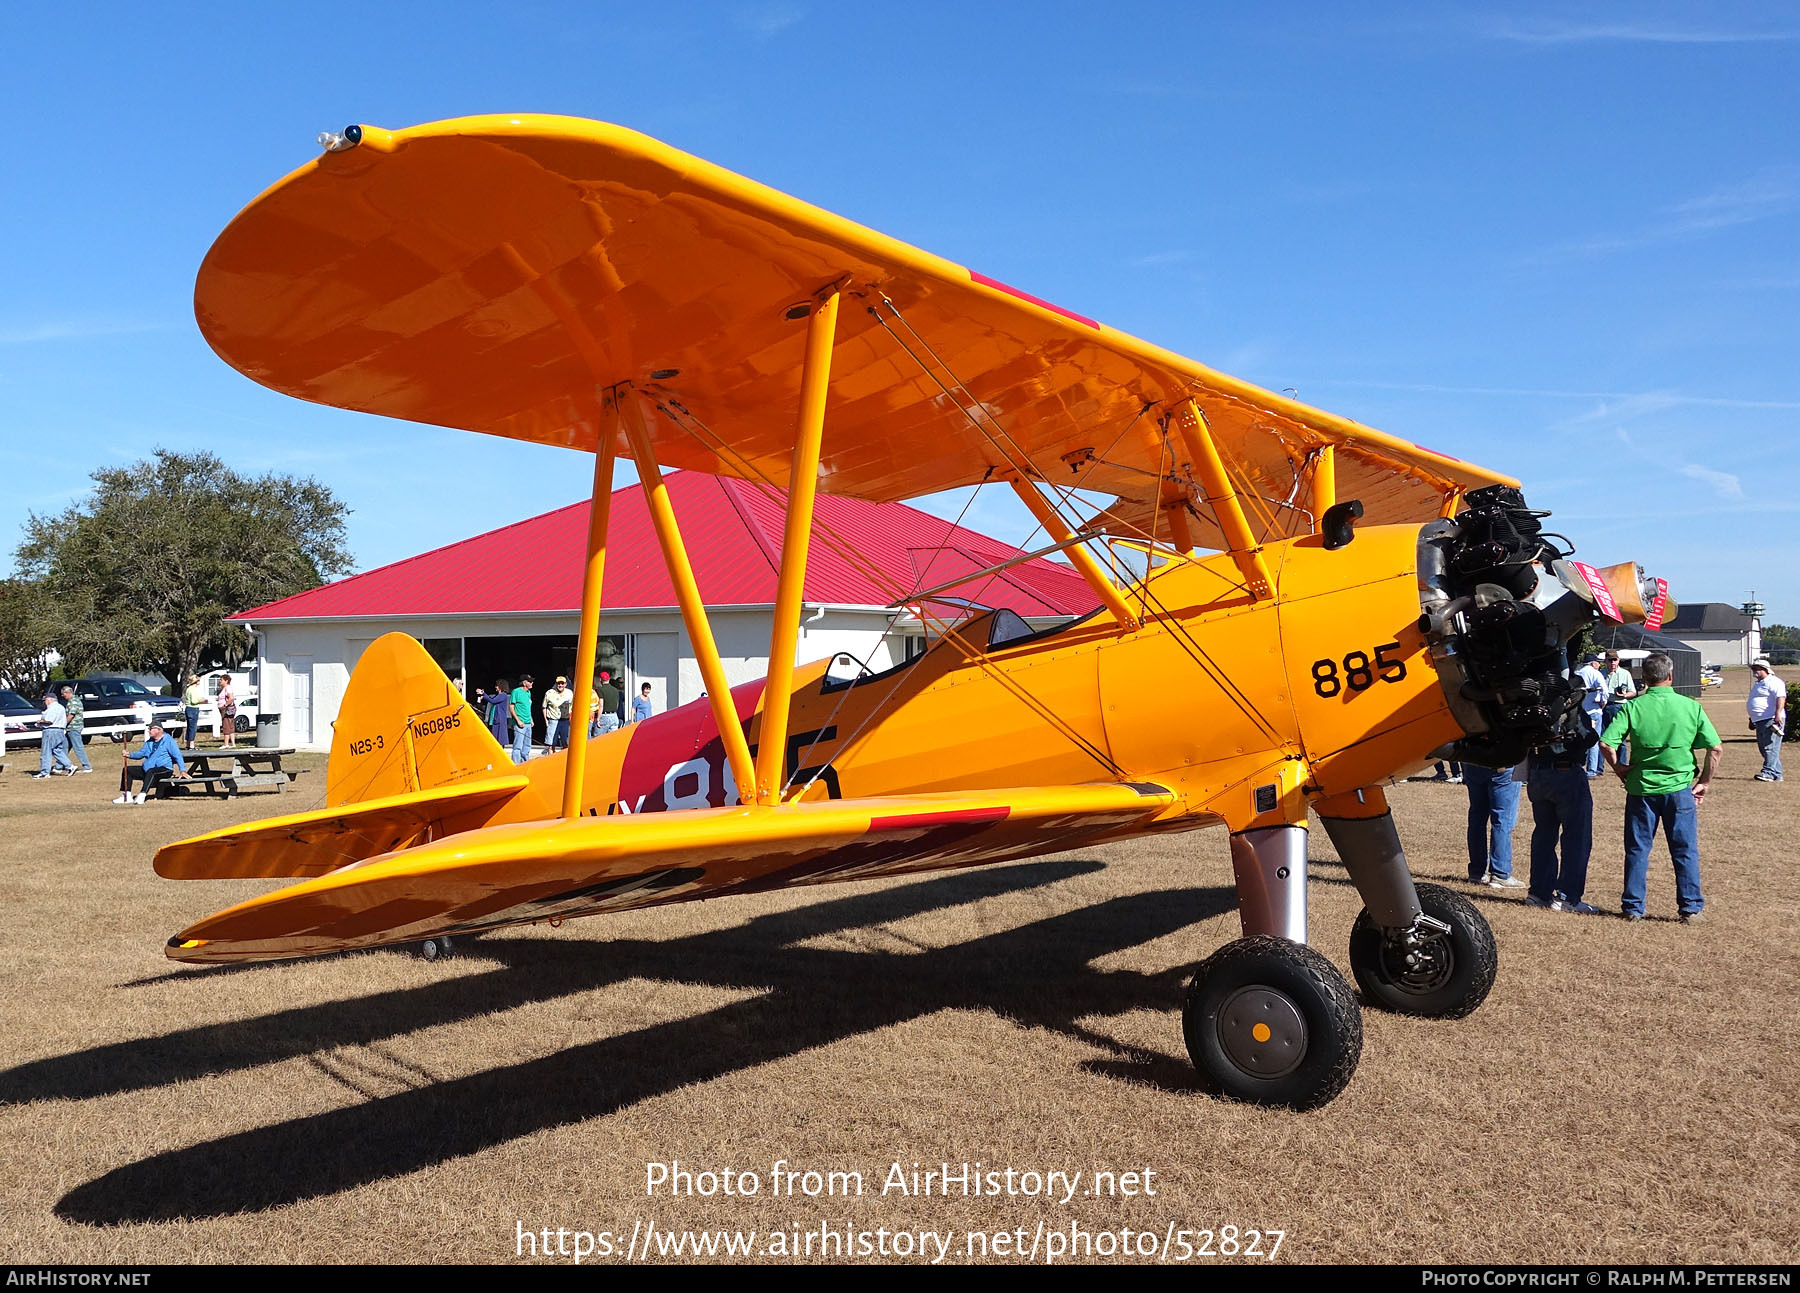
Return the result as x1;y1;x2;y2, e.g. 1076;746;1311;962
250;605;919;751
1664;633;1751;669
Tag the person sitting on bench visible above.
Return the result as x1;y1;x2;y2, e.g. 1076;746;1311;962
115;722;191;804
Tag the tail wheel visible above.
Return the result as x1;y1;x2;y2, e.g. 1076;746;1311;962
416;936;454;962
1183;936;1362;1111
1349;882;1497;1018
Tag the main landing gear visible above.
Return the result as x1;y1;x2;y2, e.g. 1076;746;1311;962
1182;809;1496;1110
1184;936;1361;1111
1348;883;1496;1018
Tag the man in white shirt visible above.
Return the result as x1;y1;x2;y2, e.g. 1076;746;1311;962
1575;654;1610;777
34;691;76;778
1747;658;1786;782
542;676;574;751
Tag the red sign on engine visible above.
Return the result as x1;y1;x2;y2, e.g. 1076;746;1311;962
1570;561;1622;622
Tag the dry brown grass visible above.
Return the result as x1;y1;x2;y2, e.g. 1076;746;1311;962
2;674;1795;1264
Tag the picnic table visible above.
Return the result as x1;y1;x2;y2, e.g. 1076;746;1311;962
161;747;306;799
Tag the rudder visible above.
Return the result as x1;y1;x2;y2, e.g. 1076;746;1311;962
328;633;511;807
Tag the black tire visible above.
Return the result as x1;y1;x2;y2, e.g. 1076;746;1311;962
416;936;451;962
1349;882;1497;1018
233;714;251;733
1183;936;1362;1111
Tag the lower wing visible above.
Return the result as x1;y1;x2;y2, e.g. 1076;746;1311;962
153;776;535;879
167;782;1187;963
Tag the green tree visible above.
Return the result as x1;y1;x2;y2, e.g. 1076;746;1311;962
1763;624;1800;649
15;449;352;686
0;578;55;690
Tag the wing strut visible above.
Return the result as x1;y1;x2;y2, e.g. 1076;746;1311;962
1164;495;1196;555
621;389;759;803
758;285;840;804
1169;399;1275;598
1310;444;1336;534
561;405;620;819
1007;477;1139;629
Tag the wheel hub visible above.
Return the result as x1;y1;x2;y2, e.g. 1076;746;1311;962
1382;931;1454;993
1216;986;1308;1078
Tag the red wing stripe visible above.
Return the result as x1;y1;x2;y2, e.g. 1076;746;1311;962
968;271;1099;329
870;806;1012;831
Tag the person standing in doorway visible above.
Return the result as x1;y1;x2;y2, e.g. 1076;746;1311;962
182;674;206;749
1747;657;1786;782
484;679;513;745
59;684;91;773
592;672;621;735
633;682;655;724
543;676;573;751
1465;763;1523;888
509;674;535;763
1601;651;1723;924
597;671;623;727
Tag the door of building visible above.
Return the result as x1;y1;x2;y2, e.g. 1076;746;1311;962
287;657;313;746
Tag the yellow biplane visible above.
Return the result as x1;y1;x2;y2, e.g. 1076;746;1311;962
165;115;1666;1109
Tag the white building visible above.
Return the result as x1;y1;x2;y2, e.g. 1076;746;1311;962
235;474;1095;751
1660;602;1758;669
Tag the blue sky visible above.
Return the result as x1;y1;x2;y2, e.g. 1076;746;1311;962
3;3;1796;620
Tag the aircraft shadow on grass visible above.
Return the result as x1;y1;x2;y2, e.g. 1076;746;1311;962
10;859;1237;1224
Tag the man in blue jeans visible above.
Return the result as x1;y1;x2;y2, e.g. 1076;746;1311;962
1600;652;1722;924
1746;658;1785;782
1464;763;1523;888
1524;742;1601;914
509;674;535;764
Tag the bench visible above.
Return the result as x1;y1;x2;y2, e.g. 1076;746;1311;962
159;769;308;799
154;748;308;798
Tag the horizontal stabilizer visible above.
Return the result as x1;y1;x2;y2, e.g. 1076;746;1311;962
154;776;532;880
167;782;1186;962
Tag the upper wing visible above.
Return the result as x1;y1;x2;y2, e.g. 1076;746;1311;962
166;781;1184;963
195;115;1513;542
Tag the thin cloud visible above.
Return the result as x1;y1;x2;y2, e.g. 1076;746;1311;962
1562;392;1685;427
1089;78;1212;100
1479;17;1799;44
1310;378;1800;411
733;3;801;37
1128;250;1193;267
1533;165;1800;261
1681;464;1745;498
0;318;166;344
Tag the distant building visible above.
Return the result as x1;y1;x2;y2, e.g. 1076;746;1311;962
1660;602;1757;668
232;475;1098;751
1589;624;1703;697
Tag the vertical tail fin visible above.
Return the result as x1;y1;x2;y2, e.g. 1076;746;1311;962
327;633;510;807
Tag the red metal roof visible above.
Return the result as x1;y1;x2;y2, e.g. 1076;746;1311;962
234;474;1099;622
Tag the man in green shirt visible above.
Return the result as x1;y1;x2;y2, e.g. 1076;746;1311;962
509;674;535;764
1599;652;1722;923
